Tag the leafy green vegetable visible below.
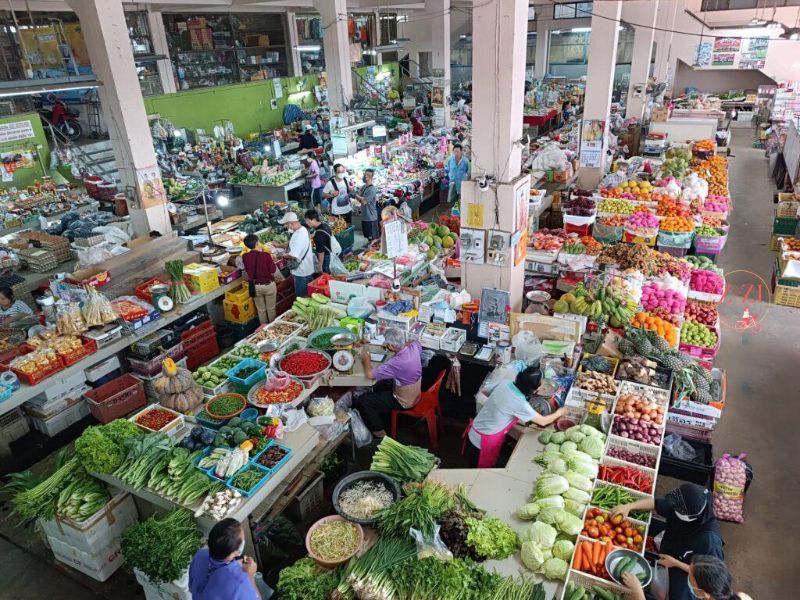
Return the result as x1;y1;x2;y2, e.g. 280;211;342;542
521;521;556;549
465;516;519;560
556;511;583;536
542;556;568;580
563;487;591;504
578;435;605;459
520;540;550;572
277;558;340;600
121;510;202;584
392;557;503;600
550;431;566;444
560;440;578;454
534;474;569;498
12;458;79;521
75;420;143;474
374;481;453;539
564;470;593;492
370;436;439;483
516;503;540;520
564;499;587;516
552;539;575;561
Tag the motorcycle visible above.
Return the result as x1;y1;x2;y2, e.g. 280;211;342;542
38;95;82;141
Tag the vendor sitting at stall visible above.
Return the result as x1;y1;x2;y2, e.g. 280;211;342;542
464;365;566;468
0;286;32;318
355;327;422;440
611;483;724;600
189;518;262;600
298;125;320;151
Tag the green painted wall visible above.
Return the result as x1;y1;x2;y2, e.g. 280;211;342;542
0;112;50;189
142;62;400;136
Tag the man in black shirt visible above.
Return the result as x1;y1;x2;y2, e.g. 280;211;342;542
304;209;332;274
298;125;320;151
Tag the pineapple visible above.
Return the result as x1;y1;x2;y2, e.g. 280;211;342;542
649;334;672;353
658;352;685;371
692;376;713;403
634;337;654;356
617;338;636;356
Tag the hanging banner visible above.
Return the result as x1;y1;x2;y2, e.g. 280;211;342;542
0;120;35;143
137;166;167;209
383;218;408;258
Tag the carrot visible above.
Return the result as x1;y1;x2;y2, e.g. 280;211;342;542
592;539;602;568
574;544;584;571
582;542;593;573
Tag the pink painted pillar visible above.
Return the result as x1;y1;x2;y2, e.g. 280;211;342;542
577;1;622;190
625;2;659;121
460;0;530;311
67;0;171;236
313;0;353;113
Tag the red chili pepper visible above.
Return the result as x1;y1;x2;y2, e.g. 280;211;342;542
136;408;177;431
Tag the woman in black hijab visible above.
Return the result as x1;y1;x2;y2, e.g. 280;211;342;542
611;483;724;600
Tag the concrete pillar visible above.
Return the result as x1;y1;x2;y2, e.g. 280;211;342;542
427;0;450;126
461;0;529;311
374;12;383;66
625;2;658;120
146;10;176;95
654;0;680;85
287;12;302;76
408;49;420;79
313;0;353;113
577;1;622;189
534;18;550;80
68;0;170;236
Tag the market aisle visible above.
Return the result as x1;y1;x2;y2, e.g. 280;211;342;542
709;125;800;598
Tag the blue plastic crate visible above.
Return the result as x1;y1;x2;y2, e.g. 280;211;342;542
195;409;228;430
251;442;293;474
226;464;271;497
226;358;267;389
0;382;12;402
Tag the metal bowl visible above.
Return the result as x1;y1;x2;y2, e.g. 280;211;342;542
606;548;653;588
330;331;356;347
332;471;402;525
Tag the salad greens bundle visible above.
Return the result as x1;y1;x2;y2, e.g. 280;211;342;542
464;516;520;560
74;419;142;474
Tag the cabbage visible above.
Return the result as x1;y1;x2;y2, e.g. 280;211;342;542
522;521;557;548
517;503;540;519
547;458;568;475
563;487;591;504
562;448;594;464
543;557;569;580
579;435;605;459
568;458;599;479
565;429;587;443
564;470;593;492
550;431;566;444
521;541;549;572
534;474;569;498
534;495;565;510
552;539;575;561
533;451;562;467
538;431;553;444
536;506;567;527
545;442;561;453
564;499;586;516
555;511;583;536
560;441;578;454
580;424;604;437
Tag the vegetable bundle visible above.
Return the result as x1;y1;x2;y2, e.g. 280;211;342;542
465;516;519;560
278;558;341;600
121;509;202;584
12;457;79;521
374;481;453;539
165;259;192;304
55;474;110;522
75;419;143;474
370;436;438;483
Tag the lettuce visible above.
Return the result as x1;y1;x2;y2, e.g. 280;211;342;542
565;429;586;443
534;495;565;510
538;431;553;444
552;539;575;561
536;506;567;527
521;541;549;572
547;457;568;475
564;470;593;492
543;557;569;580
579;435;605;459
568;458;599;479
562;448;594;464
564;499;587;517
534;474;569;498
550;431;566;444
517;503;540;520
521;521;557;548
560;441;578;455
533;451;562;467
580;424;604;437
545;442;561;453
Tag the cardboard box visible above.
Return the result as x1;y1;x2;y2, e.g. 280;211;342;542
186;17;207;29
184;262;220;294
65;267;111;288
245;34;270;47
651;106;670;122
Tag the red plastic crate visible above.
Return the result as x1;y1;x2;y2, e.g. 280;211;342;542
58;337;98;367
184;328;219;370
84;373;146;423
0;344;34;372
180;318;214;343
306;273;344;298
565;222;592;236
134;276;170;304
11;356;63;385
127;342;185;376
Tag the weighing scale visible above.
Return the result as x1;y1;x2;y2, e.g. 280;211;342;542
643;132;668;156
330;332;357;372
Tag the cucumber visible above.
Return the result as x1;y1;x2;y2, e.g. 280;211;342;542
327;305;347;318
296;297;311;306
569;587;586;600
591;586;615;600
311;292;330;304
614;557;633;581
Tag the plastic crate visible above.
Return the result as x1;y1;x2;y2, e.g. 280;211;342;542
226;358;267;389
658;438;713;486
285;471;325;520
307;273;337;298
335;226;355;251
225;283;250;304
0;382;12;403
179;317;214;343
0;408;30;449
251;441;293;473
0;345;32;371
773;216;799;236
227;464;271;497
128;329;180;360
11;355;64;385
29;398;90;437
184;328;220;371
657;244;689;257
84;373;146;424
127;342;186;376
134;277;170;304
605;434;661;471
774;282;800;307
58;338;98;367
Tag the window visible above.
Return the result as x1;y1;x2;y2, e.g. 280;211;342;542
554;2;593;19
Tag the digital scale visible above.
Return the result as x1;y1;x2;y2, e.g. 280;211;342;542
643;132;668;156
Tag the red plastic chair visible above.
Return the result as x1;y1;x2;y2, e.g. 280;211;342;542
390;370;446;451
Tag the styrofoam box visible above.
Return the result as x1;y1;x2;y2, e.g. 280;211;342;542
39;492;138;555
49;536;124;582
84;355;121;384
29;398;90;437
134;568;192;600
38;370;87;402
25;384;92;419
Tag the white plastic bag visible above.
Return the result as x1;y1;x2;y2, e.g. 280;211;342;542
512;331;544;366
348;408;373;448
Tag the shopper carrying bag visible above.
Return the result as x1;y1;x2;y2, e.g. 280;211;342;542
241;234;281;324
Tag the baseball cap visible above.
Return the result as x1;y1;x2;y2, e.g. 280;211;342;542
278;212;299;224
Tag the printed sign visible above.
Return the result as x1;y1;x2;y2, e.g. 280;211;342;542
579;119;605;168
0;120;34;143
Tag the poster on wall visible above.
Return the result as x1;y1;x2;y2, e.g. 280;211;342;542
478;287;510;325
514;180;528;233
137;166;166;209
711;52;736;67
695;41;713;67
579;119;605;168
514;229;528;267
0;120;34;143
739;37;768;69
713;37;741;52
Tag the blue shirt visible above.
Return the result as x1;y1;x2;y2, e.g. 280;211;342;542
188;548;259;600
446;155;470;193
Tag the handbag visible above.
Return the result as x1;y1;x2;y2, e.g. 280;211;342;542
334;180;351;208
285;234;310;271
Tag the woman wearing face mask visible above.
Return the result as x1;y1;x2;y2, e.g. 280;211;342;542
623;555;748;600
355;168;378;241
611;483;724;600
322;163;353;224
188;518;262;600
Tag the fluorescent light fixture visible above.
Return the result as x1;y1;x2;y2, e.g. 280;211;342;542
263;145;269;152
571;27;591;33
373;43;401;52
0;79;102;99
552;29;561;35
216;195;229;207
173;130;183;137
363;49;377;56
295;44;321;52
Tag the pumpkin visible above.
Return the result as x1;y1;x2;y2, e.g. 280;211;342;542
156;358;205;412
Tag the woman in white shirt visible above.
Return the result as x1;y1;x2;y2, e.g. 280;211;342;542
277;212;316;297
0;287;33;318
464;365;565;468
322;163;353;224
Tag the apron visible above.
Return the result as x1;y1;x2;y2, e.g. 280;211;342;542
461;417;519;468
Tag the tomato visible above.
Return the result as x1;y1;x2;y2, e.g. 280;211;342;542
616;534;627;544
581;529;588;536
633;534;643;544
615;526;623;534
624;527;634;537
588;527;600;539
595;515;605;524
611;514;623;525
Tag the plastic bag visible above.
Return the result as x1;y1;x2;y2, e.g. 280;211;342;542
512;330;544;366
592;220;623;243
650;562;670;600
347;296;375;318
658;230;694;249
348;408;373;447
713;453;748;523
663;434;696;462
411;524;453;560
329;252;350;276
253;516;304;564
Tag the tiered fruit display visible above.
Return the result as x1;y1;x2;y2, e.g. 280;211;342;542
681;320;718;349
553;282;637;328
690;269;724;295
704;195;729;214
699;155;728;196
661;148;691;178
631;312;678;347
659;216;694;232
640;282;686;315
656;200;691;219
598;198;635;214
684;300;718;327
154;358;205;413
597;215;626;227
626;211;659;230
